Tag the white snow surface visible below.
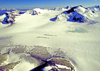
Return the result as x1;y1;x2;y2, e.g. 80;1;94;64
0;6;100;71
0;14;6;21
55;64;71;69
43;64;71;71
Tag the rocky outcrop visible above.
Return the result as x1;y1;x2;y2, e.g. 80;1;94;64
30;58;75;71
2;10;20;24
28;46;75;71
0;54;20;71
0;54;8;65
0;61;20;71
0;9;26;24
28;46;52;61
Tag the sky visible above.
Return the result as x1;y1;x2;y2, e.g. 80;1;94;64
0;0;100;9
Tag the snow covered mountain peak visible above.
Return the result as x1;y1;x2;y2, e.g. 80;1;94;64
25;8;49;15
0;5;99;25
0;10;25;24
87;5;100;12
65;5;86;14
50;5;98;23
94;5;100;8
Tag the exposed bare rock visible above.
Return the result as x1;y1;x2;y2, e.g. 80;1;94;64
29;46;52;61
53;48;66;58
30;57;75;71
11;46;27;54
0;53;20;71
51;58;75;71
0;54;8;65
0;61;20;71
2;10;20;24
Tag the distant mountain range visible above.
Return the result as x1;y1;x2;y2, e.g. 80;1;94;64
0;5;100;24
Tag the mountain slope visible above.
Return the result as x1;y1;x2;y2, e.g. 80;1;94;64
50;5;98;24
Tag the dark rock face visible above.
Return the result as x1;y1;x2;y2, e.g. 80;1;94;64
2;12;14;24
30;61;48;71
66;5;84;14
73;16;83;22
65;5;84;14
2;17;10;24
50;16;59;21
19;11;25;14
66;6;77;14
95;5;100;8
67;11;86;23
92;11;95;13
